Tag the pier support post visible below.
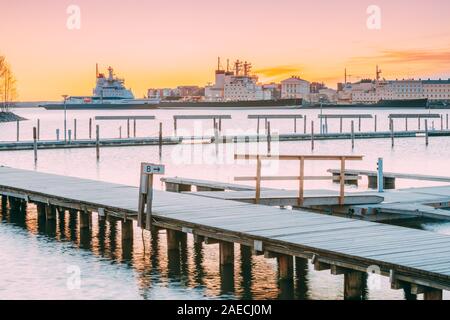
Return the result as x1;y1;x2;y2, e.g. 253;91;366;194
121;219;133;241
424;288;443;300
166;229;180;251
1;195;7;212
36;203;46;218
45;204;56;220
79;211;90;229
278;254;294;280
344;270;364;300
219;241;235;266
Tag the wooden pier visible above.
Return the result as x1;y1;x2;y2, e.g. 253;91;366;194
1;166;450;299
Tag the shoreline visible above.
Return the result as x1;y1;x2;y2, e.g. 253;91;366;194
0;111;27;123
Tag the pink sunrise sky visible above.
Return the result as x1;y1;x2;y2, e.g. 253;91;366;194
1;0;450;100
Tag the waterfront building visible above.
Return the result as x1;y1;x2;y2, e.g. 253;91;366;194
281;76;310;99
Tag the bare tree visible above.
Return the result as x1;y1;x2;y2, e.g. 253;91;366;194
0;56;17;112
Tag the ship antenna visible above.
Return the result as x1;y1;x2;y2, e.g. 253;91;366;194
96;63;99;78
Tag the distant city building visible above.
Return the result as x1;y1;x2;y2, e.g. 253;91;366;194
310;82;326;94
281;76;310;99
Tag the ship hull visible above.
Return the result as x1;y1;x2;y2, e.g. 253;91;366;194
41;103;159;110
306;99;429;109
157;98;302;109
41;98;302;110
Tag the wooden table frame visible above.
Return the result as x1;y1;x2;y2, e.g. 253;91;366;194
234;154;364;206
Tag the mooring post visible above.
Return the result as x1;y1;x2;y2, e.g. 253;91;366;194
278;254;294;280
96;125;100;160
133;119;137;138
344;270;364;300
37;119;40;140
425;119;429;146
74;119;77;140
418;117;421;130
358;116;361;132
256;117;260;136
219;241;235;266
351;120;355;149
374;115;377;132
303;115;307;134
219;118;222;133
89;118;92;139
294;117;297;133
377;158;384;193
267;121;271;154
68;129;72;144
441;115;443;131
214;121;219;155
340;117;343;133
16;120;20;141
311;121;314;151
119;126;122;139
446;114;449;130
56;129;60;141
325;117;328;134
159;122;163;158
405;117;408;131
173;118;177;136
33;127;38;162
390;118;394;148
127;118;130;138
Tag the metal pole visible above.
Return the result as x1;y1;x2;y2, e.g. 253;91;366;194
16;120;19;141
174;118;177;136
64;99;67;142
304;115;307;134
447;114;449;130
294;118;297;133
68;129;72;143
267;121;271;154
119;126;122;139
418;117;421;130
96;125;100;160
311;121;314;151
377;158;384;193
405;118;408;131
425;119;429;146
56;129;60;141
33;127;37;162
441;115;443;131
127;119;130;138
358;116;361;132
134;119;136;138
374;115;377;132
340;117;343;133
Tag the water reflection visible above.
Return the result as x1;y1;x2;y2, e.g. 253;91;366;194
3;198;446;300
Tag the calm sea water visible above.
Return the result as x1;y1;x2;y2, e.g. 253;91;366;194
1;107;450;300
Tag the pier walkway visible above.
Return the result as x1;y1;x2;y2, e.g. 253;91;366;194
1;166;450;299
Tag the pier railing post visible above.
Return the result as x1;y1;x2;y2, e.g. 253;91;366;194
33;127;38;162
96;125;100;160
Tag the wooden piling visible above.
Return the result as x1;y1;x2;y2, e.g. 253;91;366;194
219;241;235;266
267;121;271;154
303;115;307;134
16;120;20;141
277;254;294;280
74;119;77;140
159;122;163;158
358;116;361;132
68;130;72;143
79;211;90;229
173;118;177;136
121;219;133;241
344;270;364;300
405;118;408;131
56;129;60;141
96;125;100;160
446;114;449;130
37;119;40;140
89;118;92;139
339;117;343;133
133;119;136;138
45;204;56;220
425;119;429;146
311;121;314;151
390;119;394;148
167;229;180;250
127;119;130;138
351;121;355;149
33;127;38;162
374;115;377;132
441;115;444;131
424;288;443;300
